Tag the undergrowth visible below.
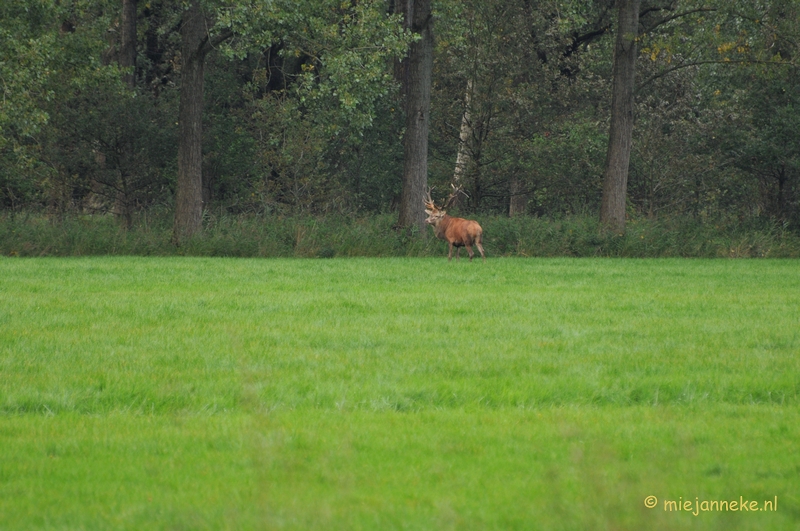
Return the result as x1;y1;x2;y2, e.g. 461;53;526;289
2;210;799;258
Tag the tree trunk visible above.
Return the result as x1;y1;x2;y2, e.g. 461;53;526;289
450;78;474;209
509;175;527;217
120;0;137;89
397;0;433;231
114;0;137;229
453;79;474;186
173;1;207;244
600;0;640;234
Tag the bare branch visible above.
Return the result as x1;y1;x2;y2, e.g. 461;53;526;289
641;7;717;35
636;58;792;92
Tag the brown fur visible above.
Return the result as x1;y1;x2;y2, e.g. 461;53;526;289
425;211;486;262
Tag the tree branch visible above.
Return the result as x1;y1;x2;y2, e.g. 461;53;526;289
199;27;234;56
641;7;717;34
563;25;612;58
636;58;792;92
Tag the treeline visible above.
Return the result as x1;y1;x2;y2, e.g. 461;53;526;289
1;0;798;242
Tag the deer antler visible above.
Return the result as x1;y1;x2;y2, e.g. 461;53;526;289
443;183;468;210
423;186;437;212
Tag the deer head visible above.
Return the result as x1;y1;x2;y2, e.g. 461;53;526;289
423;187;445;226
423;185;466;226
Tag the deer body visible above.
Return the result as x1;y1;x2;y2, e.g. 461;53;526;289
424;187;485;262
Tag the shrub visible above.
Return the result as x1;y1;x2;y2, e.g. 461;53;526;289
2;210;799;258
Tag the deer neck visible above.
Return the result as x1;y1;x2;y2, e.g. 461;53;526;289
433;214;452;238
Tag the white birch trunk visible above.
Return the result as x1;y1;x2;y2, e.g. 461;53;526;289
452;79;474;188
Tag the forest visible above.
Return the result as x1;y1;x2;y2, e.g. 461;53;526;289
4;4;800;528
1;0;798;255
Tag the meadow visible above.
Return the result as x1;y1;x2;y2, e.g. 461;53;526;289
1;257;798;530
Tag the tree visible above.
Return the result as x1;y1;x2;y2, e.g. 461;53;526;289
397;0;434;231
111;0;138;227
0;0;61;210
172;0;411;242
709;0;800;225
451;78;473;205
600;0;640;234
429;0;612;215
173;1;234;244
174;2;208;242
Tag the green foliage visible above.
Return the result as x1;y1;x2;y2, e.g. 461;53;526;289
711;63;800;225
288;0;412;130
203;55;259;207
0;1;60;208
197;0;412;215
0;0;126;211
216;0;412;130
626;0;800;227
0;4;54;138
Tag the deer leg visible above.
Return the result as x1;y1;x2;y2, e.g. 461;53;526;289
476;241;486;262
466;245;474;261
448;242;453;261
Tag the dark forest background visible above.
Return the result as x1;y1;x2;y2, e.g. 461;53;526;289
1;0;799;256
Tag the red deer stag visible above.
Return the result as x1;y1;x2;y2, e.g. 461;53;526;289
424;186;486;262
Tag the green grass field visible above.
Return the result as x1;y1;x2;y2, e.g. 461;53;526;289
1;257;798;530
